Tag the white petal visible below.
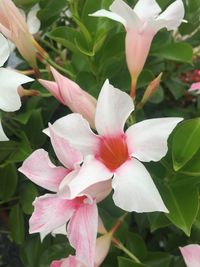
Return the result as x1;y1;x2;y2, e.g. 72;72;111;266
154;0;185;31
45;114;98;156
110;0;140;28
133;0;161;21
95;80;134;136
126;117;183;162
27;4;41;34
0;33;10;67
51;224;67;237
68;156;112;199
90;9;127;28
0;68;33;112
0;119;9;141
112;159;168;212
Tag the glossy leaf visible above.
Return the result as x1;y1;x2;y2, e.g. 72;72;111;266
9;204;25;244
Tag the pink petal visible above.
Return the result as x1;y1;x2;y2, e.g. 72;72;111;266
18;149;69;192
0;33;10;66
49;124;82;170
68;201;98;267
95;233;112;266
67;156;112;199
189;82;200;94
97;216;107;234
126;117;183;162
45;114;99;156
180;244;200;267
29;194;75;239
39;79;65;104
95;80;134;136
50;256;82;267
50;67;97;128
112;159;168;212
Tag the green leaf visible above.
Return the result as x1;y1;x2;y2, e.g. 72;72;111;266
180;149;200;176
9;204;25;244
126;233;147;260
158;183;199;236
144;252;173;267
20;183;38;215
172;118;200;171
0;164;18;201
118;257;148;267
148;212;171;232
151;43;193;64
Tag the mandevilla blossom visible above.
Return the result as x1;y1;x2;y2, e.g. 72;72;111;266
91;0;185;97
188;82;200;95
0;33;33;141
39;67;97;128
46;80;183;213
0;0;39;68
19;126;111;267
180;244;200;267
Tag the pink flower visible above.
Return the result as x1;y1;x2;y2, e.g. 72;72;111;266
188;82;200;95
39;67;97;128
180;244;200;267
0;33;33;141
45;80;183;213
0;0;38;68
19;125;111;267
91;0;185;97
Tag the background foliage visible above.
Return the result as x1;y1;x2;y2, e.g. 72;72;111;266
1;0;200;266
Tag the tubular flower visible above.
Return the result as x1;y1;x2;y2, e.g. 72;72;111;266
46;80;183;213
39;67;97;128
19;126;111;267
0;33;33;141
0;0;39;68
180;244;200;267
91;0;185;97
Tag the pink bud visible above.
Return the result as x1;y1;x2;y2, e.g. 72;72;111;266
39;67;97;128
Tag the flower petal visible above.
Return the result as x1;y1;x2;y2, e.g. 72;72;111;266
49;124;83;170
110;0;140;29
112;159;168;212
30;194;75;239
126;117;183;162
95;80;134;136
18;149;69;192
0;68;33;112
189;82;200;94
133;0;161;21
180;244;200;267
0;33;10;66
45;114;98;156
50;256;83;267
27;4;41;34
0;119;9;141
67;156;112;199
154;0;185;31
39;79;65;104
68;201;98;267
95;233;112;266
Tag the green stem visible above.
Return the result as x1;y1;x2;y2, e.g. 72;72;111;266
112;237;141;263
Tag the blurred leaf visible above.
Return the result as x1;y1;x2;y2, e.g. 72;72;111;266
151;43;193;64
172;118;200;170
9;204;25;244
20;183;38;215
126;233;147;260
149;86;164;104
144;252;173;267
0;164;18;201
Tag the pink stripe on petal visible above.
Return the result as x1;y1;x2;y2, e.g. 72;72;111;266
29;194;75;239
180;244;200;267
68;201;98;267
19;149;69;192
49;124;82;170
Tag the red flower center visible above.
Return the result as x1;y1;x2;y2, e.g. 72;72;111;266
97;134;129;171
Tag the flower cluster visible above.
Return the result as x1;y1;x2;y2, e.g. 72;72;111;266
0;0;198;266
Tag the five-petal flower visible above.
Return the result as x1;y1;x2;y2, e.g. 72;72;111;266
46;80;183;213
